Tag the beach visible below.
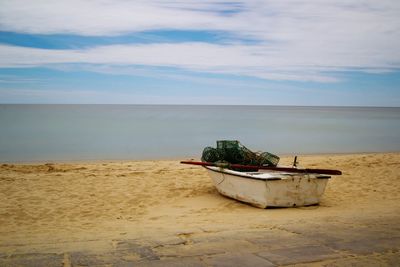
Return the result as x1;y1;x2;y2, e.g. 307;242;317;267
1;152;400;266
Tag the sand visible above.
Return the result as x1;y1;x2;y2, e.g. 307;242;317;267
1;153;400;265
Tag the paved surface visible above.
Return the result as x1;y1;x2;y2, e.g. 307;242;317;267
1;216;400;266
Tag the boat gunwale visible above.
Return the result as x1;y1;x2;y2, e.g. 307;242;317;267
204;166;331;181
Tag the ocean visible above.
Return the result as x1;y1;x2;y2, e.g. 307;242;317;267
0;105;399;162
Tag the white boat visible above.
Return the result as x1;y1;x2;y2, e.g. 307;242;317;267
204;166;331;208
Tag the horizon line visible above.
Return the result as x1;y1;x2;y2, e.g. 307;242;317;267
1;103;399;108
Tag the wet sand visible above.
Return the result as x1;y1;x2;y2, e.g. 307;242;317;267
1;153;400;266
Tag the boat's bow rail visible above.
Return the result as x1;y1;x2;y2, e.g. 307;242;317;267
180;160;342;175
205;166;331;181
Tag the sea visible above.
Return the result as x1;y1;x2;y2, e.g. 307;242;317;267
0;105;399;162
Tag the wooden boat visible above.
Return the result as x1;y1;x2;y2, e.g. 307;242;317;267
204;166;331;208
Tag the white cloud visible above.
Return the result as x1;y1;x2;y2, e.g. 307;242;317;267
0;0;229;35
0;74;45;83
0;39;397;82
0;0;399;82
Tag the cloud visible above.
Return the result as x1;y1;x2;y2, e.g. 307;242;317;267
0;0;399;82
1;38;398;82
1;1;399;41
0;0;229;36
0;74;45;84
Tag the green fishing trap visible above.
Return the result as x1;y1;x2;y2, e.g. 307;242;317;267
201;140;279;167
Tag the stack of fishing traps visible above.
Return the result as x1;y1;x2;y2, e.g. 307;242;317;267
201;140;279;168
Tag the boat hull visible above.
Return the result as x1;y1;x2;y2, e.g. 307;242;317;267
205;166;330;208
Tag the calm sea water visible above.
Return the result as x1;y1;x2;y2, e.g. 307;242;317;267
0;105;399;162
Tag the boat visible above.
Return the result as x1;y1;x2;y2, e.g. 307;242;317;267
204;165;331;208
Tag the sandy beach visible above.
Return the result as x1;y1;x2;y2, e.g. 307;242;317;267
1;153;400;266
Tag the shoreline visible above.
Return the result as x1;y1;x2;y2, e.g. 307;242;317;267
2;150;400;165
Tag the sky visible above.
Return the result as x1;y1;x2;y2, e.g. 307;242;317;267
0;0;399;106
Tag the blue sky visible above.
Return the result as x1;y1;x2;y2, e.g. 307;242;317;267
0;0;399;106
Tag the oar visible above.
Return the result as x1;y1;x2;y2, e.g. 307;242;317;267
180;161;342;175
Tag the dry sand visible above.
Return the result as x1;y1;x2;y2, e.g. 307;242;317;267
1;153;400;265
